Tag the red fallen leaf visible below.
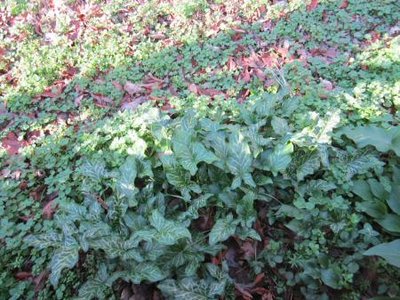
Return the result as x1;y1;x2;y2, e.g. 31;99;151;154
241;241;256;260
307;0;319;11
30;185;46;201
361;65;369;71
121;96;148;110
149;33;166;40
371;31;381;43
91;93;113;108
321;79;334;91
235;284;253;300
33;270;48;293
254;273;265;285
2;132;27;155
67;19;82;41
160;102;173;111
242;68;252;83
168;85;179;97
34;20;43;36
252;287;273;298
0;47;6;57
124;81;143;95
254;68;266;81
19;215;33;221
339;0;349;9
74;94;85;106
231;32;243;41
64;66;78;78
201;88;225;98
19;181;28;190
189;83;199;94
15;272;32;280
227;56;237;71
324;47;339;59
260;52;278;68
276;46;289;58
242;52;261;68
112;81;124;91
39;83;65;99
238;89;251;103
26;130;42;145
42;199;57;220
191;58;198;67
322;10;329;23
145;74;164;83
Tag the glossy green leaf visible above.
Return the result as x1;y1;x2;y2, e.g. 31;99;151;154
364;239;400;268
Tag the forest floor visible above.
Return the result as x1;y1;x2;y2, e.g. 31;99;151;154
1;0;400;299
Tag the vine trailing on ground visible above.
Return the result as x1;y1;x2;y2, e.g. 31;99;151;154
24;87;400;299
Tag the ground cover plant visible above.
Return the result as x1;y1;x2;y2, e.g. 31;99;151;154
0;0;400;299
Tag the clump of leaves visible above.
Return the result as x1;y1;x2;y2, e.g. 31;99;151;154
25;87;400;298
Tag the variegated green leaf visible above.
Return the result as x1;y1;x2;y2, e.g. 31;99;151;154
117;156;138;200
150;211;191;245
49;242;79;286
209;214;238;245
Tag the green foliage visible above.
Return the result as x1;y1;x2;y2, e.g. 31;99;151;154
22;88;400;298
1;0;400;298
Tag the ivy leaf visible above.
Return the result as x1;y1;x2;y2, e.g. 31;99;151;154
173;130;217;175
179;194;213;220
49;242;79;286
209;214;238;245
150;210;191;245
254;93;277;117
345;154;384;180
117;156;138;200
25;232;62;250
364;239;400;268
262;143;293;175
158;278;210;300
131;263;166;283
227;133;255;186
271;116;290;136
77;279;108;300
81;160;108;181
209;132;230;168
296;154;320;181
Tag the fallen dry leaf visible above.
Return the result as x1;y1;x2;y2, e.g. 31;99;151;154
91;93;113;108
74;94;85;106
112;81;124;91
124;81;143;95
42;199;57;220
33;270;49;293
321;79;334;91
121;96;148;110
15;272;33;280
339;0;349;9
307;0;319;11
2;132;27;155
188;83;199;94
